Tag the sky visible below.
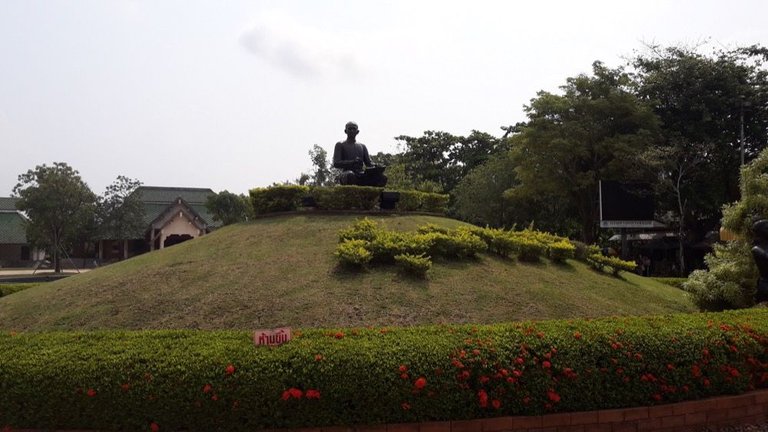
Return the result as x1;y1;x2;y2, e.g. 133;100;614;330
1;0;766;196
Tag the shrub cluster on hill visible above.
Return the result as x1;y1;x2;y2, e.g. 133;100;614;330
0;283;38;297
248;185;450;215
334;219;578;277
1;310;767;430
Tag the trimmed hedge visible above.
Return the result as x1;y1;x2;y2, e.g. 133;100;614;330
311;186;382;211
2;310;768;430
0;283;39;297
587;254;638;276
394;191;450;214
250;185;308;214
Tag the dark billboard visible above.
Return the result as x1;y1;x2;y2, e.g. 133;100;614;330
599;181;655;221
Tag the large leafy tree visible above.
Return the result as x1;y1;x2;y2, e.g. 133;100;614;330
396;130;502;193
13;162;97;272
452;151;518;228
508;62;660;243
205;191;251;226
98;176;144;240
632;44;768;228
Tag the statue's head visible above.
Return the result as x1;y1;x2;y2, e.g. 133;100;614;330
345;121;359;138
753;218;768;243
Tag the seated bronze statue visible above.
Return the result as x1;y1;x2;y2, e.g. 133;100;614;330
332;121;387;187
751;219;768;303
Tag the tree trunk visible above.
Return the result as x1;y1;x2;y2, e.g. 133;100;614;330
53;246;61;273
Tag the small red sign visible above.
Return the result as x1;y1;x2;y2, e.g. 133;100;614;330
253;327;292;346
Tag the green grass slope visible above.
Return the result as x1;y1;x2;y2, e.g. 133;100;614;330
0;214;695;331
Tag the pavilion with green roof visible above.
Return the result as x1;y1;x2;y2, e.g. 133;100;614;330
98;186;221;260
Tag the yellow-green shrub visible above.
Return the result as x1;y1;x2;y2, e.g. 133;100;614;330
394;253;432;277
335;240;372;267
311;186;383;210
250;185;309;214
587;254;637;276
548;240;576;263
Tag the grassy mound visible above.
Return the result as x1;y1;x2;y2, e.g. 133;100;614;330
0;214;695;331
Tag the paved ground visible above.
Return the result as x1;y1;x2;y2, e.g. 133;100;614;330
0;269;90;277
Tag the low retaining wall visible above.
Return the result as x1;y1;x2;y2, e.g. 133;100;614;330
12;390;768;432
290;390;768;432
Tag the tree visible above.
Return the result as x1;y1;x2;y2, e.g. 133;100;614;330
205;191;251;226
308;144;334;186
97;176;145;259
508;62;660;243
453;152;518;227
632;44;768;228
396;130;502;194
13;162;97;272
684;147;768;310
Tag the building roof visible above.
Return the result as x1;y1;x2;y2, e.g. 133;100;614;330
0;212;28;244
0;197;19;212
130;186;220;232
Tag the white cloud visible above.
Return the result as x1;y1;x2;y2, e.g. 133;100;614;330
239;12;362;79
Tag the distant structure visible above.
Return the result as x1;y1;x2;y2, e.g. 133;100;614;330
97;186;221;260
0;197;44;267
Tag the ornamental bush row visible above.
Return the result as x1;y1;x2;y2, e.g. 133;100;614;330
587;253;638;276
465;226;576;263
2;310;768;431
248;185;450;215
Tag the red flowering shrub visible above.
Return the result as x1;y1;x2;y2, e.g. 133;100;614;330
1;310;768;430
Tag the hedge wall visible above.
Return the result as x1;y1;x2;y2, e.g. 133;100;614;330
2;310;768;431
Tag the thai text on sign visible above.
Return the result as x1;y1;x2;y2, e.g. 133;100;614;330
253;327;292;346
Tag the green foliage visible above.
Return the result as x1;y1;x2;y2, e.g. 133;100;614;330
686;147;768;311
13;162;97;273
311;186;382;210
572;241;601;262
334;239;373;267
308;144;334;187
508;62;660;243
587;254;638;276
205;190;250;226
513;236;548;263
2;310;768;430
0;283;39;297
421;193;450;214
427;230;486;259
97;176;145;240
684;242;757;311
452;152;518;227
249;185;309;214
416;223;450;235
338;218;381;242
394;253;432;277
394;191;450;214
548;240;576;263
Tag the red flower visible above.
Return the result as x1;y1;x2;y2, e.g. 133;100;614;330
211;394;219;401
702;348;710;356
414;377;427;390
691;365;702;377
479;375;490;384
86;388;97;398
121;383;131;392
730;368;741;377
666;363;675;371
150;422;160;432
399;365;408;373
652;394;662;401
401;402;411;410
472;349;481;356
400;373;409;380
492;399;501;410
547;389;561;403
334;332;344;339
477;389;488;408
306;389;321;399
542;361;551;369
703;378;711;387
573;331;582;339
225;364;236;375
289;388;303;399
315;354;323;361
523;396;531;405
203;384;212;394
281;390;291;401
515;357;524;365
459;370;470;380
